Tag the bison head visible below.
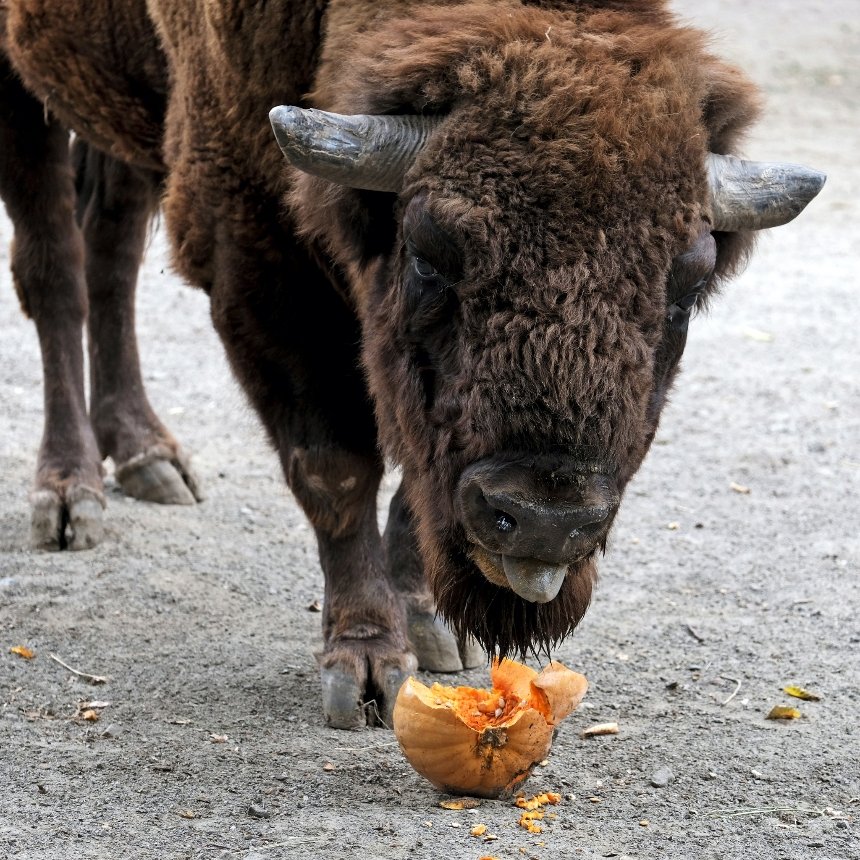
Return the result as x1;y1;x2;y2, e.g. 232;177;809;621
275;4;823;656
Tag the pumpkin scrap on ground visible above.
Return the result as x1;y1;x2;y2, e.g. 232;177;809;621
515;792;561;810
10;645;35;659
392;659;587;798
516;792;562;833
518;809;545;833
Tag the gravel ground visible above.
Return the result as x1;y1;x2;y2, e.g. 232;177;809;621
1;2;858;858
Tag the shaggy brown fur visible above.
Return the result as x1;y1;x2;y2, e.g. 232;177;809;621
2;0;762;721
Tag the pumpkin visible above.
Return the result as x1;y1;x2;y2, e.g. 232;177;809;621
392;658;588;798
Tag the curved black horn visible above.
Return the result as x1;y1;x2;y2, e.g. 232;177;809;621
707;153;826;231
269;106;443;192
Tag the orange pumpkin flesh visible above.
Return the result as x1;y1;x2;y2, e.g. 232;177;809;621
393;659;587;798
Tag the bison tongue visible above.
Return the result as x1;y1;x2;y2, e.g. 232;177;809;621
501;555;568;604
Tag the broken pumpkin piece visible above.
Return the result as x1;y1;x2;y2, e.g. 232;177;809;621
518;810;544;833
10;645;35;660
516;792;562;810
393;658;587;799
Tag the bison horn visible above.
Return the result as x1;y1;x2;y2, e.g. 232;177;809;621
707;153;826;231
269;106;443;192
270;107;826;231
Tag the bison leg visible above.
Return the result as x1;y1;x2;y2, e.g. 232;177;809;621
288;448;416;729
385;482;484;672
0;60;104;549
73;142;202;505
206;226;415;728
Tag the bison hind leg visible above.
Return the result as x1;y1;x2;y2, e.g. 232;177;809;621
72;140;203;507
385;482;484;672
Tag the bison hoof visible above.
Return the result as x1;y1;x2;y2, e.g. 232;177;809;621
30;486;106;551
319;647;417;730
115;445;203;505
408;611;485;672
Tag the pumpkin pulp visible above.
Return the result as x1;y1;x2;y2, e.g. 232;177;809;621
421;676;552;731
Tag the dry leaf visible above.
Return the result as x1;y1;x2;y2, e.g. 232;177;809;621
307;600;322;612
729;482;751;494
581;721;619;738
81;709;100;722
766;705;801;720
178;809;196;819
471;824;487;837
322;762;336;772
210;733;228;743
783;685;821;702
10;645;36;660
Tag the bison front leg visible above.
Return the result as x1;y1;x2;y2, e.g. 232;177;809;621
0;59;104;549
204;224;416;729
287;447;417;728
74;142;202;506
385;482;483;672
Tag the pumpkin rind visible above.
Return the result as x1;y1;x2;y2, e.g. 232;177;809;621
393;660;587;798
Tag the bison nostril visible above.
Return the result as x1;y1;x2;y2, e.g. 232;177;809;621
494;510;516;533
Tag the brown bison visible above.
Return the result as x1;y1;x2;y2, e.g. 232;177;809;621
0;0;823;728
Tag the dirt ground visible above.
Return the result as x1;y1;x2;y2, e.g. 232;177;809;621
1;1;858;858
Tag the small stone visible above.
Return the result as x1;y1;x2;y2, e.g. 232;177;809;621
247;801;271;819
100;723;121;739
650;766;673;788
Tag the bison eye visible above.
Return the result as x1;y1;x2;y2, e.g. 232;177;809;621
674;291;700;312
413;255;439;279
666;276;708;329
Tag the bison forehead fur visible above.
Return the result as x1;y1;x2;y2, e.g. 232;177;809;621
290;3;758;653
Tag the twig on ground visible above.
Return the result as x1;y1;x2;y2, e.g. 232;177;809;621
720;676;742;706
704;806;823;820
335;740;400;753
48;653;108;685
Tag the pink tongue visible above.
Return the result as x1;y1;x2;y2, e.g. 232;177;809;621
501;556;568;603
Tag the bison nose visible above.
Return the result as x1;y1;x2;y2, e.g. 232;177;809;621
456;460;619;567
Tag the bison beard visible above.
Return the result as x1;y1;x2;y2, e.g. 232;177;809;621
438;550;598;660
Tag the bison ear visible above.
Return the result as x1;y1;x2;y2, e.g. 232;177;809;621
289;172;400;276
699;60;823;281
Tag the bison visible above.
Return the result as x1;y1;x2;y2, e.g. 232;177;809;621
0;0;823;728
